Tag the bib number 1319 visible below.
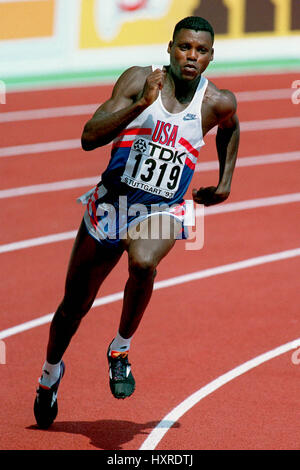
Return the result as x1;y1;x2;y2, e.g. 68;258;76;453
131;153;181;190
122;146;185;198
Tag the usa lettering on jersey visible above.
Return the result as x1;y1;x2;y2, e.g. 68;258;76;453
152;120;178;147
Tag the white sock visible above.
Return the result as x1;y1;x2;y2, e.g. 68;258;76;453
109;332;132;354
39;360;61;388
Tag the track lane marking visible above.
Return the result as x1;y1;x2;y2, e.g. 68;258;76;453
0;104;98;123
0;231;78;254
0;177;98;199
0;139;80;158
196;150;300;172
0;192;300;254
196;192;300;215
235;88;293;101
1;247;300;341
139;336;300;450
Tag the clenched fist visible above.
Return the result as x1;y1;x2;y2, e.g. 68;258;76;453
140;68;167;107
192;186;230;206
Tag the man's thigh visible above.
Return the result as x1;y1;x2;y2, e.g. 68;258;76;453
64;219;124;306
124;214;182;267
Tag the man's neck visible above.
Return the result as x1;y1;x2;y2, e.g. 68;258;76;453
167;67;201;104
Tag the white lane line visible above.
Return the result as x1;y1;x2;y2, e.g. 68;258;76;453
139;336;300;450
196;192;300;216
0;104;98;123
0;139;81;158
209;116;300;135
235;88;293;102
0;231;77;254
0;117;299;158
239;117;300;131
0;177;99;199
1;246;300;341
1;151;299;199
196;150;300;172
1;192;300;254
0;89;291;124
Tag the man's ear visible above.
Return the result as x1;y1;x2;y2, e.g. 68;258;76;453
167;40;173;54
210;47;214;62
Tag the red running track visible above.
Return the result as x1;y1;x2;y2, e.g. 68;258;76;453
0;71;300;450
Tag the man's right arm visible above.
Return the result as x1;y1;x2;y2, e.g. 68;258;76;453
81;66;165;151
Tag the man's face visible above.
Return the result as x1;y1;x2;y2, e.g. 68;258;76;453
168;28;214;81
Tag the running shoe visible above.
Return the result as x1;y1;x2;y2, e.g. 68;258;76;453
107;343;135;399
33;361;65;429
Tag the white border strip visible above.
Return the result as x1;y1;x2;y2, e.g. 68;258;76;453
139;336;300;450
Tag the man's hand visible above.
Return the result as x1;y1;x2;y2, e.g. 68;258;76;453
192;186;230;206
81;66;161;150
140;68;166;107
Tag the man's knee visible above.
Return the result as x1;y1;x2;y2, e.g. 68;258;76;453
129;255;157;281
59;296;93;322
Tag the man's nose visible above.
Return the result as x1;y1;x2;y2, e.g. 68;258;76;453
187;49;197;61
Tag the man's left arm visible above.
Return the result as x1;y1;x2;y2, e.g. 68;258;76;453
193;90;239;206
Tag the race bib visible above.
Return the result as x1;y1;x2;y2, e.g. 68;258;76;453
121;138;186;199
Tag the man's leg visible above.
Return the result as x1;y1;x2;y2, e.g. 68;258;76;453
107;214;181;399
119;214;181;338
47;219;124;364
34;219;124;427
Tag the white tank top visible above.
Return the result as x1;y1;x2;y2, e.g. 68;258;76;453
103;66;208;203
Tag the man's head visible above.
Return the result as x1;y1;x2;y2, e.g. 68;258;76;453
173;16;214;44
168;17;214;81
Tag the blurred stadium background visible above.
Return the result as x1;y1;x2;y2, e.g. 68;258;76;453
0;0;299;91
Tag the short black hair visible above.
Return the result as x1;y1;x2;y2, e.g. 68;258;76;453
173;16;214;43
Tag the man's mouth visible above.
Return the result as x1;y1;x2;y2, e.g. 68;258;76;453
183;64;197;72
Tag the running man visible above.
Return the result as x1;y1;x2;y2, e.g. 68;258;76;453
34;16;239;429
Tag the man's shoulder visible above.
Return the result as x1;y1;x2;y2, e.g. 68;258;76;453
112;65;152;98
205;79;237;115
120;65;153;80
